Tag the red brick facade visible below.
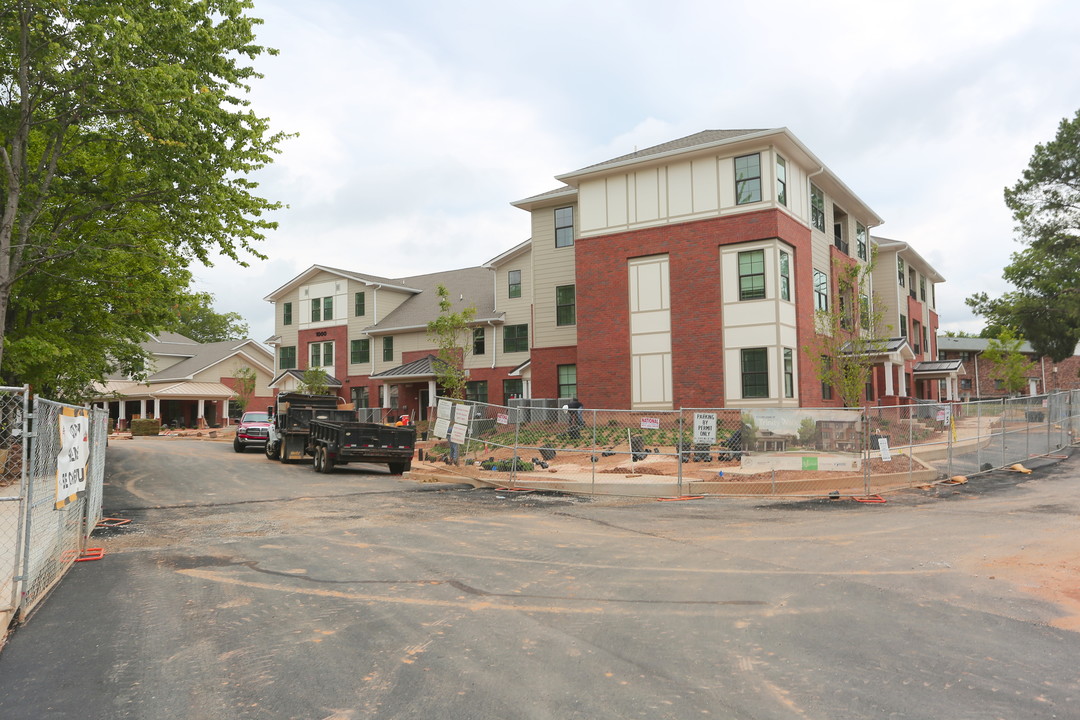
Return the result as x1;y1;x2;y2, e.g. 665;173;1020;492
566;209;818;409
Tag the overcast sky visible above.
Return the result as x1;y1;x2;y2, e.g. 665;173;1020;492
190;0;1080;344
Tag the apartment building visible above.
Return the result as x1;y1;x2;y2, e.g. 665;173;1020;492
263;128;955;412
937;336;1080;400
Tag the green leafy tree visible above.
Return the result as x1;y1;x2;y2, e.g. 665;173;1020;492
967;110;1080;361
980;327;1033;395
0;0;288;381
232;366;257;414
2;238;191;399
941;330;976;338
426;284;476;400
169;292;250;343
297;367;330;396
806;257;890;407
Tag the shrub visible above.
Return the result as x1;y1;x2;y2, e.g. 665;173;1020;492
130;418;162;436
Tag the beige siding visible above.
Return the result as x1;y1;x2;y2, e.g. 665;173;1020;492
575;145;820;238
192;354;274;391
531;202;577;350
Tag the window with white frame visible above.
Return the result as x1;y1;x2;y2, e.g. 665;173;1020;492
311;296;333;322
309;341;333;368
735;154;762;204
741;348;769;398
776;156;787;206
738;250;766;300
779;250;791;301
810;184;825;232
814;270;828;311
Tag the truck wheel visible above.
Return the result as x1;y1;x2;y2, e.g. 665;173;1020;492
389;461;410;475
313;446;324;472
264;441;278;460
322;449;335;474
233;439;244;453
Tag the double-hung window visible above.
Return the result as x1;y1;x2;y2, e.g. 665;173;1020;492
382;336;394;362
556;285;576;326
473;327;485;355
282;302;293;326
555;207;574;248
814;270;829;311
735;154;762;204
354;292;365;317
776;156;787;206
350;338;370;364
279;346;297;370
811;184;825;231
504;324;528;353
783;349;794;398
741;348;769;398
310;341;333;368
856;222;867;261
738;250;766;300
779;251;791;301
311;296;332;322
558;364;577;398
508;270;521;298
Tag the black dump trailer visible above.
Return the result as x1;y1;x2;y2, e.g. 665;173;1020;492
308;418;416;474
264;392;356;463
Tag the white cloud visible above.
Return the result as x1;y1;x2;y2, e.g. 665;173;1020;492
196;0;1080;345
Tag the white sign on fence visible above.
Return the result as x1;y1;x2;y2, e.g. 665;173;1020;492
453;403;471;426
449;422;467;445
640;417;660;430
877;437;892;462
55;411;90;509
437;398;453;420
496;412;509;425
433;417;450;439
693;413;717;444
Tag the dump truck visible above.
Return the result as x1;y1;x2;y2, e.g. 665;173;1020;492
264;392;416;473
263;392;356;463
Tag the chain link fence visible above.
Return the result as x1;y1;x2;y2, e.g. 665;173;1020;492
427;392;1080;497
1;389;108;622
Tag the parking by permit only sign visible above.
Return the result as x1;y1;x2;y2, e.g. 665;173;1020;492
55;408;90;509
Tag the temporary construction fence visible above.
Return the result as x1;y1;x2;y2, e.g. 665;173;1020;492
1;387;108;624
426;391;1080;497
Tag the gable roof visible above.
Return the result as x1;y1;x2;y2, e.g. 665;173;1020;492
148;339;274;382
362;265;501;334
263;264;421;302
564;129;770;177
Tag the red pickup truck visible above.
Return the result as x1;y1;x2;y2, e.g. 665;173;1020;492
233;410;272;453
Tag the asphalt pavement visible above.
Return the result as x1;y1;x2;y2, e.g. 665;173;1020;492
0;437;1078;719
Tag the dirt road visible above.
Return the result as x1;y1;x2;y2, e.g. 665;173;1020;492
0;438;1077;719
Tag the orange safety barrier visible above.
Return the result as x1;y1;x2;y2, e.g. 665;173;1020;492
657;495;705;502
96;517;131;528
852;495;886;504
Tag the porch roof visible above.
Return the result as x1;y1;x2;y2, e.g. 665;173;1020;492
913;360;966;378
268;369;343;388
370;354;450;381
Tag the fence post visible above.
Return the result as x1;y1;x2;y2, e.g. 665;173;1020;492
677;411;684;498
590;409;597;496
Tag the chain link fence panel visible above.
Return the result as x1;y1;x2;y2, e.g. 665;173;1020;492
17;397;107;619
0;387;29;614
429;392;1080;498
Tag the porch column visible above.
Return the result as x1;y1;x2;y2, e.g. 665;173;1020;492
427;379;437;407
381;383;389;409
898;368;908;397
884;361;894;396
197;399;206;427
153;397;161;421
138;399;146;419
118;400;127;423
